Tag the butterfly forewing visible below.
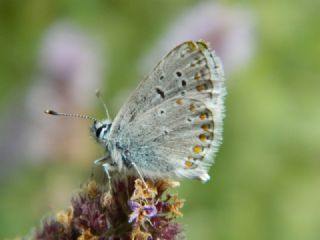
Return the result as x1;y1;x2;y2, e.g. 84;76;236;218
109;41;225;182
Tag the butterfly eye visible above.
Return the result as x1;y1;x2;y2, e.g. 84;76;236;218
96;124;106;138
95;126;103;138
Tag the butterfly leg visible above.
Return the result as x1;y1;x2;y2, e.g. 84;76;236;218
93;156;115;191
102;162;114;191
93;155;108;165
91;156;107;181
131;162;148;189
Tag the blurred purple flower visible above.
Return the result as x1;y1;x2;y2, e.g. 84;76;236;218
24;22;106;162
0;22;106;174
140;2;255;74
35;22;105;107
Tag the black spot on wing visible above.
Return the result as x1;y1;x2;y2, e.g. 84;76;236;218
116;142;132;168
129;109;136;123
156;88;165;99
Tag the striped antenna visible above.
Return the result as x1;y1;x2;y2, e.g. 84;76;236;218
44;109;97;122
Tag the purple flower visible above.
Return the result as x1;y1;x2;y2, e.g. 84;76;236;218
144;205;157;218
128;201;141;223
128;201;158;223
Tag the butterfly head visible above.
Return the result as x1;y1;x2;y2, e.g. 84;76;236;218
91;119;112;143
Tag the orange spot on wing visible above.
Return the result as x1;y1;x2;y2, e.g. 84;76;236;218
184;160;194;168
198;41;209;49
193;145;203;154
199;134;207;142
189;103;196;112
201;124;210;132
188;41;198;50
194;72;201;80
196;84;205;92
176;98;183;105
199;113;207;120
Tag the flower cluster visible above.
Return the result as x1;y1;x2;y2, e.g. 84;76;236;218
34;176;184;239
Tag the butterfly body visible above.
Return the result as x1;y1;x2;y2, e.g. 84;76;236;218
91;41;226;182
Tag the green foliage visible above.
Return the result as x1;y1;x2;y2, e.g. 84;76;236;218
0;0;319;239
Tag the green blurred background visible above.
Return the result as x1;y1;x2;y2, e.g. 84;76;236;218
0;0;319;239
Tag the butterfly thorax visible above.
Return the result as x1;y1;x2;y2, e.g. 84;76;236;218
91;119;112;144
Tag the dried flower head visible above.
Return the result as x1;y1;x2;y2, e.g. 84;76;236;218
33;176;184;240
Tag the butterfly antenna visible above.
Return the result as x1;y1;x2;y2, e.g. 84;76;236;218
95;89;111;119
44;109;97;122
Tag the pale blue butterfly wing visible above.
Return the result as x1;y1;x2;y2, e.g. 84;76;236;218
108;41;225;182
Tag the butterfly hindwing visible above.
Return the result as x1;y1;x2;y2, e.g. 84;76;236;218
109;41;225;181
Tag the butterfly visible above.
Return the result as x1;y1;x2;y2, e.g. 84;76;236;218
46;40;226;183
